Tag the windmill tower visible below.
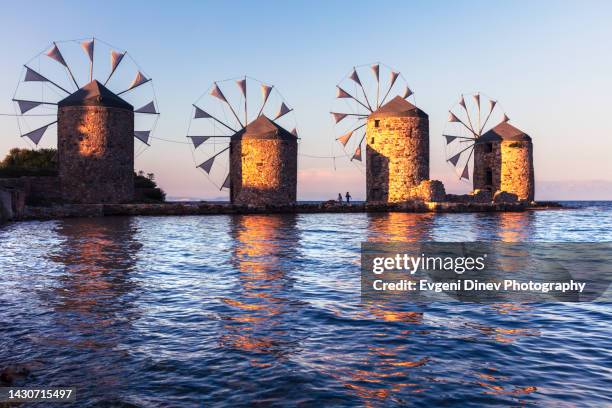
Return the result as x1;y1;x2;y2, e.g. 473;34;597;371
331;63;428;203
443;93;534;201
13;38;159;204
188;76;298;206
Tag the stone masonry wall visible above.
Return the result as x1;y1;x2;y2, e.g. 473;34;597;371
230;137;297;206
500;140;534;201
366;115;429;203
473;141;501;192
58;106;134;204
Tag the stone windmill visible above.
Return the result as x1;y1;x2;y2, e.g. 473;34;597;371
188;76;298;206
12;37;159;203
331;63;429;203
443;93;534;201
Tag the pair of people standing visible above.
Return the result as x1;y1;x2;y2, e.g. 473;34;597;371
337;192;352;204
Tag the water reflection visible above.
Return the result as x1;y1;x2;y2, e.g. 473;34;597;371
366;212;435;242
41;217;141;390
220;215;302;365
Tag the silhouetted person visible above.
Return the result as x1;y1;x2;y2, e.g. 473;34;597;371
337;193;343;203
345;192;351;204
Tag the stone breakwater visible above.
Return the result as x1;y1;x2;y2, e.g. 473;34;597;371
8;200;564;221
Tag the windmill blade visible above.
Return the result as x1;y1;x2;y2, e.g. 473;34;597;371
402;86;413;99
459;95;466;109
331;112;348;123
104;50;126;85
194;106;211;119
257;84;274;117
22;121;57;145
134;131;151;145
211;82;243;127
135;101;158;114
81;39;94;62
349;68;362;85
192;105;237;133
480;99;497;133
46;43;68;67
461;162;470;180
371;64;380;82
24;66;70;94
13;99;57;114
351;145;362;162
337;123;366;146
210;83;228;103
274;102;292;120
221;173;230;190
448;111;477;136
187;136;210;148
443;134;474;144
447;143;474;167
336;86;372;112
459;94;476;134
117;71;151;95
379;71;400;106
502;113;510;122
198;156;215;174
135;101;157;114
81;39;95;82
291;128;298;137
47;42;80;89
473;93;481;109
198;146;230;174
337;131;353;146
236;79;247;97
460;148;475;180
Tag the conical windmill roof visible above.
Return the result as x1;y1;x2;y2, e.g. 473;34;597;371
479;121;531;142
58;80;133;110
370;95;427;118
233;115;296;140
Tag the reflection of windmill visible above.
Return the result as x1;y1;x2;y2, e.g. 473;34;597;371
188;76;298;205
12;38;159;204
443;92;506;182
331;63;429;203
13;37;159;149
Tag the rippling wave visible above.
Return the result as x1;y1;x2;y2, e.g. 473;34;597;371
0;202;610;406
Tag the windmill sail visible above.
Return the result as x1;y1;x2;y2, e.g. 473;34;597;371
198;156;215;173
22;122;55;145
81;40;94;62
236;79;247;97
210;83;227;102
134;131;150;145
349;68;361;85
461;163;470;180
274;102;291;120
352;145;362;161
221;174;230;189
135;101;157;114
331;112;348;123
188;136;210;148
46;44;67;67
194;106;211;119
24;67;48;82
402;86;413;99
128;71;149;90
371;64;380;81
15;100;43;114
337;130;353;146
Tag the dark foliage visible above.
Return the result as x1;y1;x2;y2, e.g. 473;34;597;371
0;148;58;177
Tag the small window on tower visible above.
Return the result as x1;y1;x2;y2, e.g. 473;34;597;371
374;120;380;128
485;143;493;153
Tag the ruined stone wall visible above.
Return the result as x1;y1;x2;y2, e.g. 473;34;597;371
58;106;134;204
473;141;502;192
366;115;429;203
500;140;534;201
230;137;297;206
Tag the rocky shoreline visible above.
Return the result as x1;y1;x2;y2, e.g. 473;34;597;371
0;200;563;222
